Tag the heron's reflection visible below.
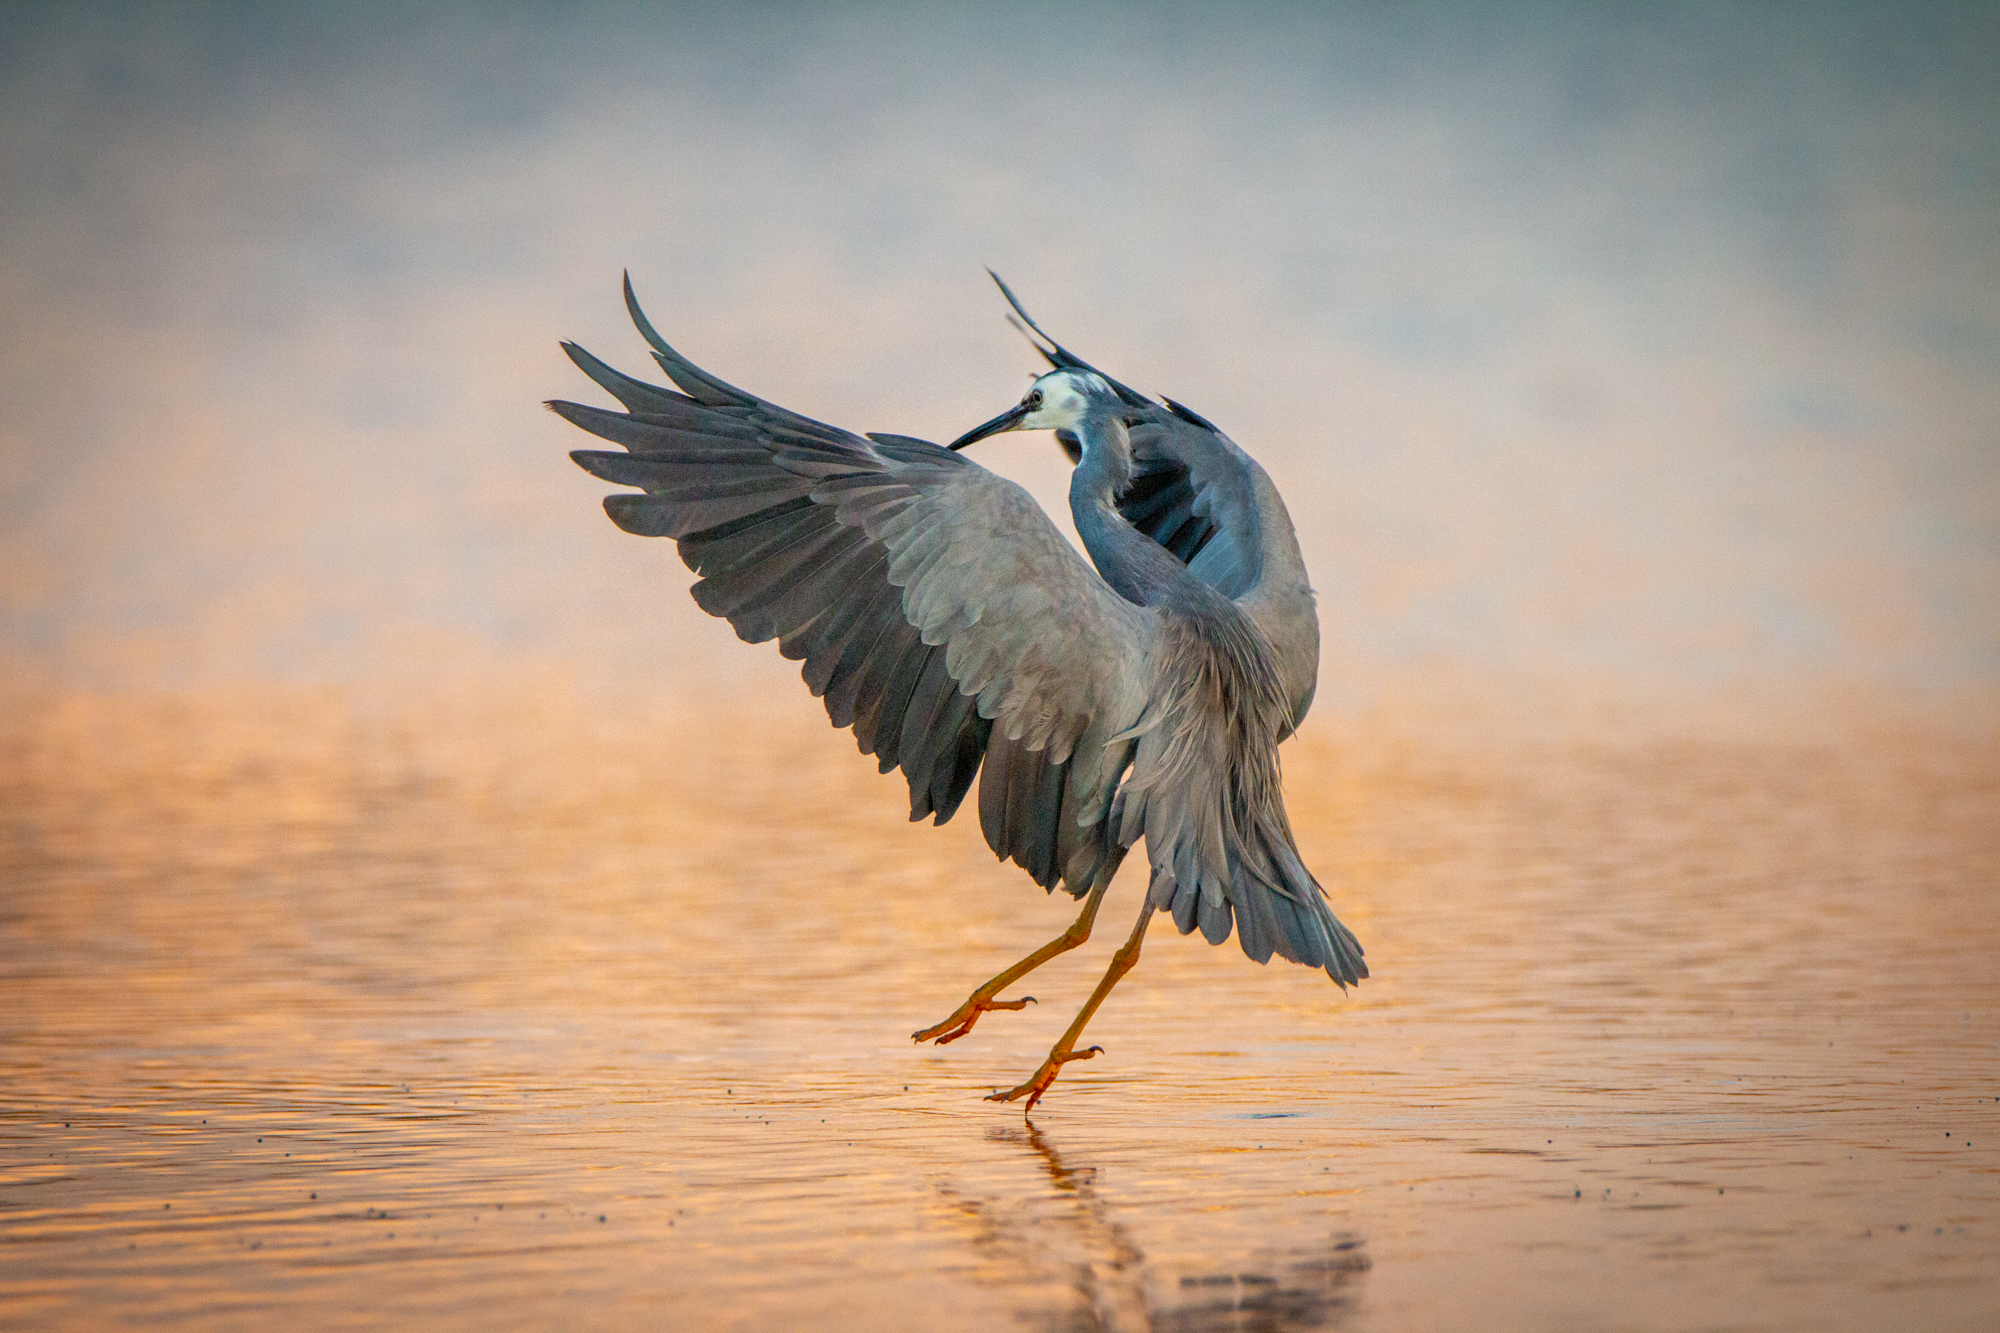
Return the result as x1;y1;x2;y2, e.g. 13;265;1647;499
936;1122;1369;1332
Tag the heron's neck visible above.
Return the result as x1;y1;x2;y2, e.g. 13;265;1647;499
1069;415;1181;606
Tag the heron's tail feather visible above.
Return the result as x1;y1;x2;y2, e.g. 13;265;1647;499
1134;785;1367;987
1228;807;1368;987
1112;613;1367;987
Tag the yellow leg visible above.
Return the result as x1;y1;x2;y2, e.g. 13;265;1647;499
988;893;1155;1113
913;846;1129;1046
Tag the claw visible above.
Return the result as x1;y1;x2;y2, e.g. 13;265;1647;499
985;1045;1108;1112
912;995;1037;1045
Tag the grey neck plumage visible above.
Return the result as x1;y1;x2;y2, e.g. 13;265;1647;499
1069;412;1186;609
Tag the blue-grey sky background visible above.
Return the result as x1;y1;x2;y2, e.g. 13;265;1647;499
1;2;1995;714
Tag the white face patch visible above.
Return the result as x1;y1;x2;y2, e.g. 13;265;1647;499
1017;370;1107;432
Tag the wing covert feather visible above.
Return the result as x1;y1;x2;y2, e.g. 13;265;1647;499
792;454;1155;765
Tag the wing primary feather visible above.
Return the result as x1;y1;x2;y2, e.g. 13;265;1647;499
691;517;854;638
550;400;760;453
560;342;690;416
846;618;925;759
603;493;681;538
907;653;990;821
621;276;852;446
753;530;878;647
979;731;1020;862
899;651;963;819
686;500;840;587
1024;750;1070;887
860;638;934;772
571;449;775;493
821;581;906;727
1001;738;1045;882
621;273;743;407
678;497;822;574
796;550;894;696
930;703;992;825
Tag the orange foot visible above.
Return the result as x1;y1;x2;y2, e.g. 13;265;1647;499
912;995;1036;1045
986;1045;1105;1113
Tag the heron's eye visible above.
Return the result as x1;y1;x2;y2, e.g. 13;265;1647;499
1026;389;1043;409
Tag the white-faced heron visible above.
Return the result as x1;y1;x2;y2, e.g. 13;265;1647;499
553;274;1365;1110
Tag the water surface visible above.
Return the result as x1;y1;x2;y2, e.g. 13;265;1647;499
3;686;1994;1329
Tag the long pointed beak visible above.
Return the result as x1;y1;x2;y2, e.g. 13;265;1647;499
948;400;1032;451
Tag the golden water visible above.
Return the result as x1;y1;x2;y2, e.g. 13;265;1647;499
3;684;1996;1330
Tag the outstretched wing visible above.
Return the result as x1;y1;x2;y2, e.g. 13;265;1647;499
552;278;1156;893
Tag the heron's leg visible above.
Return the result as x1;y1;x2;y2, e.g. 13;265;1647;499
913;845;1129;1046
988;893;1155;1113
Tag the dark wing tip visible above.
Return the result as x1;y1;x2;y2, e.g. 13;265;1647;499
558;341;599;381
622;271;677;360
569;448;630;480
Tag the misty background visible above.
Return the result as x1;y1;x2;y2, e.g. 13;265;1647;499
2;2;1995;722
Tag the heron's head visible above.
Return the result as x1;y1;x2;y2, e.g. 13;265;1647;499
948;369;1123;454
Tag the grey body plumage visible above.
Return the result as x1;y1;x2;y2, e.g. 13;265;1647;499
553;274;1364;1108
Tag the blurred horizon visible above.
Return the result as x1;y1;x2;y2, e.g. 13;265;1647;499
2;1;1997;726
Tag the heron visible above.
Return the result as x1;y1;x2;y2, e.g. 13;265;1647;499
552;274;1365;1110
